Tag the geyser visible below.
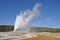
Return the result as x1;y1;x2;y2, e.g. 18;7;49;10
14;3;40;32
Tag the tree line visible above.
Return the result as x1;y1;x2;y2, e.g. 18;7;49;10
0;25;60;32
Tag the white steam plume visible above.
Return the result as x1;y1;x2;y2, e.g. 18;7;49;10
14;3;40;32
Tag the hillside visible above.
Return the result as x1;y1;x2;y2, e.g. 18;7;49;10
0;25;14;32
30;27;60;32
0;25;60;32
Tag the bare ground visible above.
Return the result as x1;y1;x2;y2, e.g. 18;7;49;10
0;32;60;40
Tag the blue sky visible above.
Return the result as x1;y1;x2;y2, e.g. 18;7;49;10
0;0;60;28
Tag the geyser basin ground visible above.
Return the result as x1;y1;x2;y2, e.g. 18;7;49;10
0;32;60;40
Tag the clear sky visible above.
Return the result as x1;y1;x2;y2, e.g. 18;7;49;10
0;0;60;28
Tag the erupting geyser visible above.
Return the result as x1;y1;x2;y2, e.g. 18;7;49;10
14;3;40;32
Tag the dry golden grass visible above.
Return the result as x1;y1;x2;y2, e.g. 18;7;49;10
22;35;60;40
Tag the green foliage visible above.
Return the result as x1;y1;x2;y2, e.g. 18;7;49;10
0;25;14;32
0;25;60;33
